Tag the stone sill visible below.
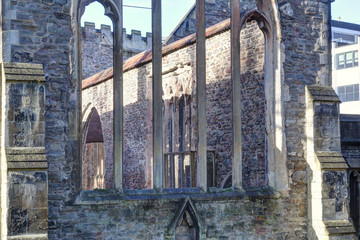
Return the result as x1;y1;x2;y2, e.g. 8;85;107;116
7;234;47;240
74;186;280;205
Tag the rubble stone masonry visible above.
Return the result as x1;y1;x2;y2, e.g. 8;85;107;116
1;0;355;239
81;22;152;79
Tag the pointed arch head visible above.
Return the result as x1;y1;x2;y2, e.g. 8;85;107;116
240;8;272;38
85;108;104;143
166;197;206;238
350;170;360;179
238;3;289;194
77;0;121;24
81;104;105;152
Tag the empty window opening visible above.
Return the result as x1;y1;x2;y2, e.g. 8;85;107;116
80;1;115;189
164;96;195;188
81;2;114;80
82;108;105;190
77;2;275;191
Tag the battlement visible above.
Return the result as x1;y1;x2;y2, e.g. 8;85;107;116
81;22;152;79
82;21;152;51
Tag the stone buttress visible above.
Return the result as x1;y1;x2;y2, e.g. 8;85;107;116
306;85;356;239
1;62;48;239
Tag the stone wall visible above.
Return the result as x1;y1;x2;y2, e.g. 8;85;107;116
164;0;261;45
1;63;48;239
164;0;231;45
280;0;333;199
50;193;307;239
82;19;266;189
1;0;353;239
81;22;152;79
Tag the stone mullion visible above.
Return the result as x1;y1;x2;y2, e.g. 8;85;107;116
152;0;163;190
113;0;124;190
231;0;243;190
196;0;207;191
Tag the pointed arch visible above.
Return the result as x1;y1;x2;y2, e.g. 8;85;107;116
71;0;123;190
166;197;206;239
235;3;288;193
81;107;106;190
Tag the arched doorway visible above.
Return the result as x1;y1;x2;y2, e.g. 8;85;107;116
82;108;105;190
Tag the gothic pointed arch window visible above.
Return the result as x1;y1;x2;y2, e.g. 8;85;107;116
74;0;123;190
82;108;105;190
71;0;287;194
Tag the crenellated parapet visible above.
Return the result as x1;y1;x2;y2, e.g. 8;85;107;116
81;21;152;51
81;22;152;79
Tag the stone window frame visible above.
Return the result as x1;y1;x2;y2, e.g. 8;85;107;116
71;0;123;191
238;7;288;194
70;0;289;199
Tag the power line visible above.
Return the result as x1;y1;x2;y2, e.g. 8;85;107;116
123;5;151;10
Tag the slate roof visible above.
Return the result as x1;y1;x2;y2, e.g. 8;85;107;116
82;18;231;90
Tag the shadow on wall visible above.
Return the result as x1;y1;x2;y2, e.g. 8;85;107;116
82;108;105;190
81;18;267;190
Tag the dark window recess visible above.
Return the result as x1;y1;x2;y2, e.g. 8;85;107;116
333;32;356;43
350;171;360;238
338;84;360;102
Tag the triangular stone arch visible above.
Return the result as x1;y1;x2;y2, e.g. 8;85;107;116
166;197;206;240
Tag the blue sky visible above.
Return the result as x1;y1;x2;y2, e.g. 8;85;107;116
332;0;360;24
81;1;360;37
81;0;195;37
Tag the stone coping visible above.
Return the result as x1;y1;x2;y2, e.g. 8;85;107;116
7;233;48;240
324;220;356;235
6;147;48;170
74;186;280;205
306;85;341;102
315;151;349;170
2;62;46;82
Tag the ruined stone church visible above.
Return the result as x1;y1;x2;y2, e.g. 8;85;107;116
1;0;360;239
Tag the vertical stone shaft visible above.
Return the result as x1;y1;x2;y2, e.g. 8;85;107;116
231;0;243;189
152;0;163;190
196;0;207;190
113;0;124;190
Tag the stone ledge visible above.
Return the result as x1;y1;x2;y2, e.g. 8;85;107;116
74;186;279;205
315;151;349;170
306;85;341;102
324;220;356;235
7;234;47;240
2;62;45;82
6;147;47;170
